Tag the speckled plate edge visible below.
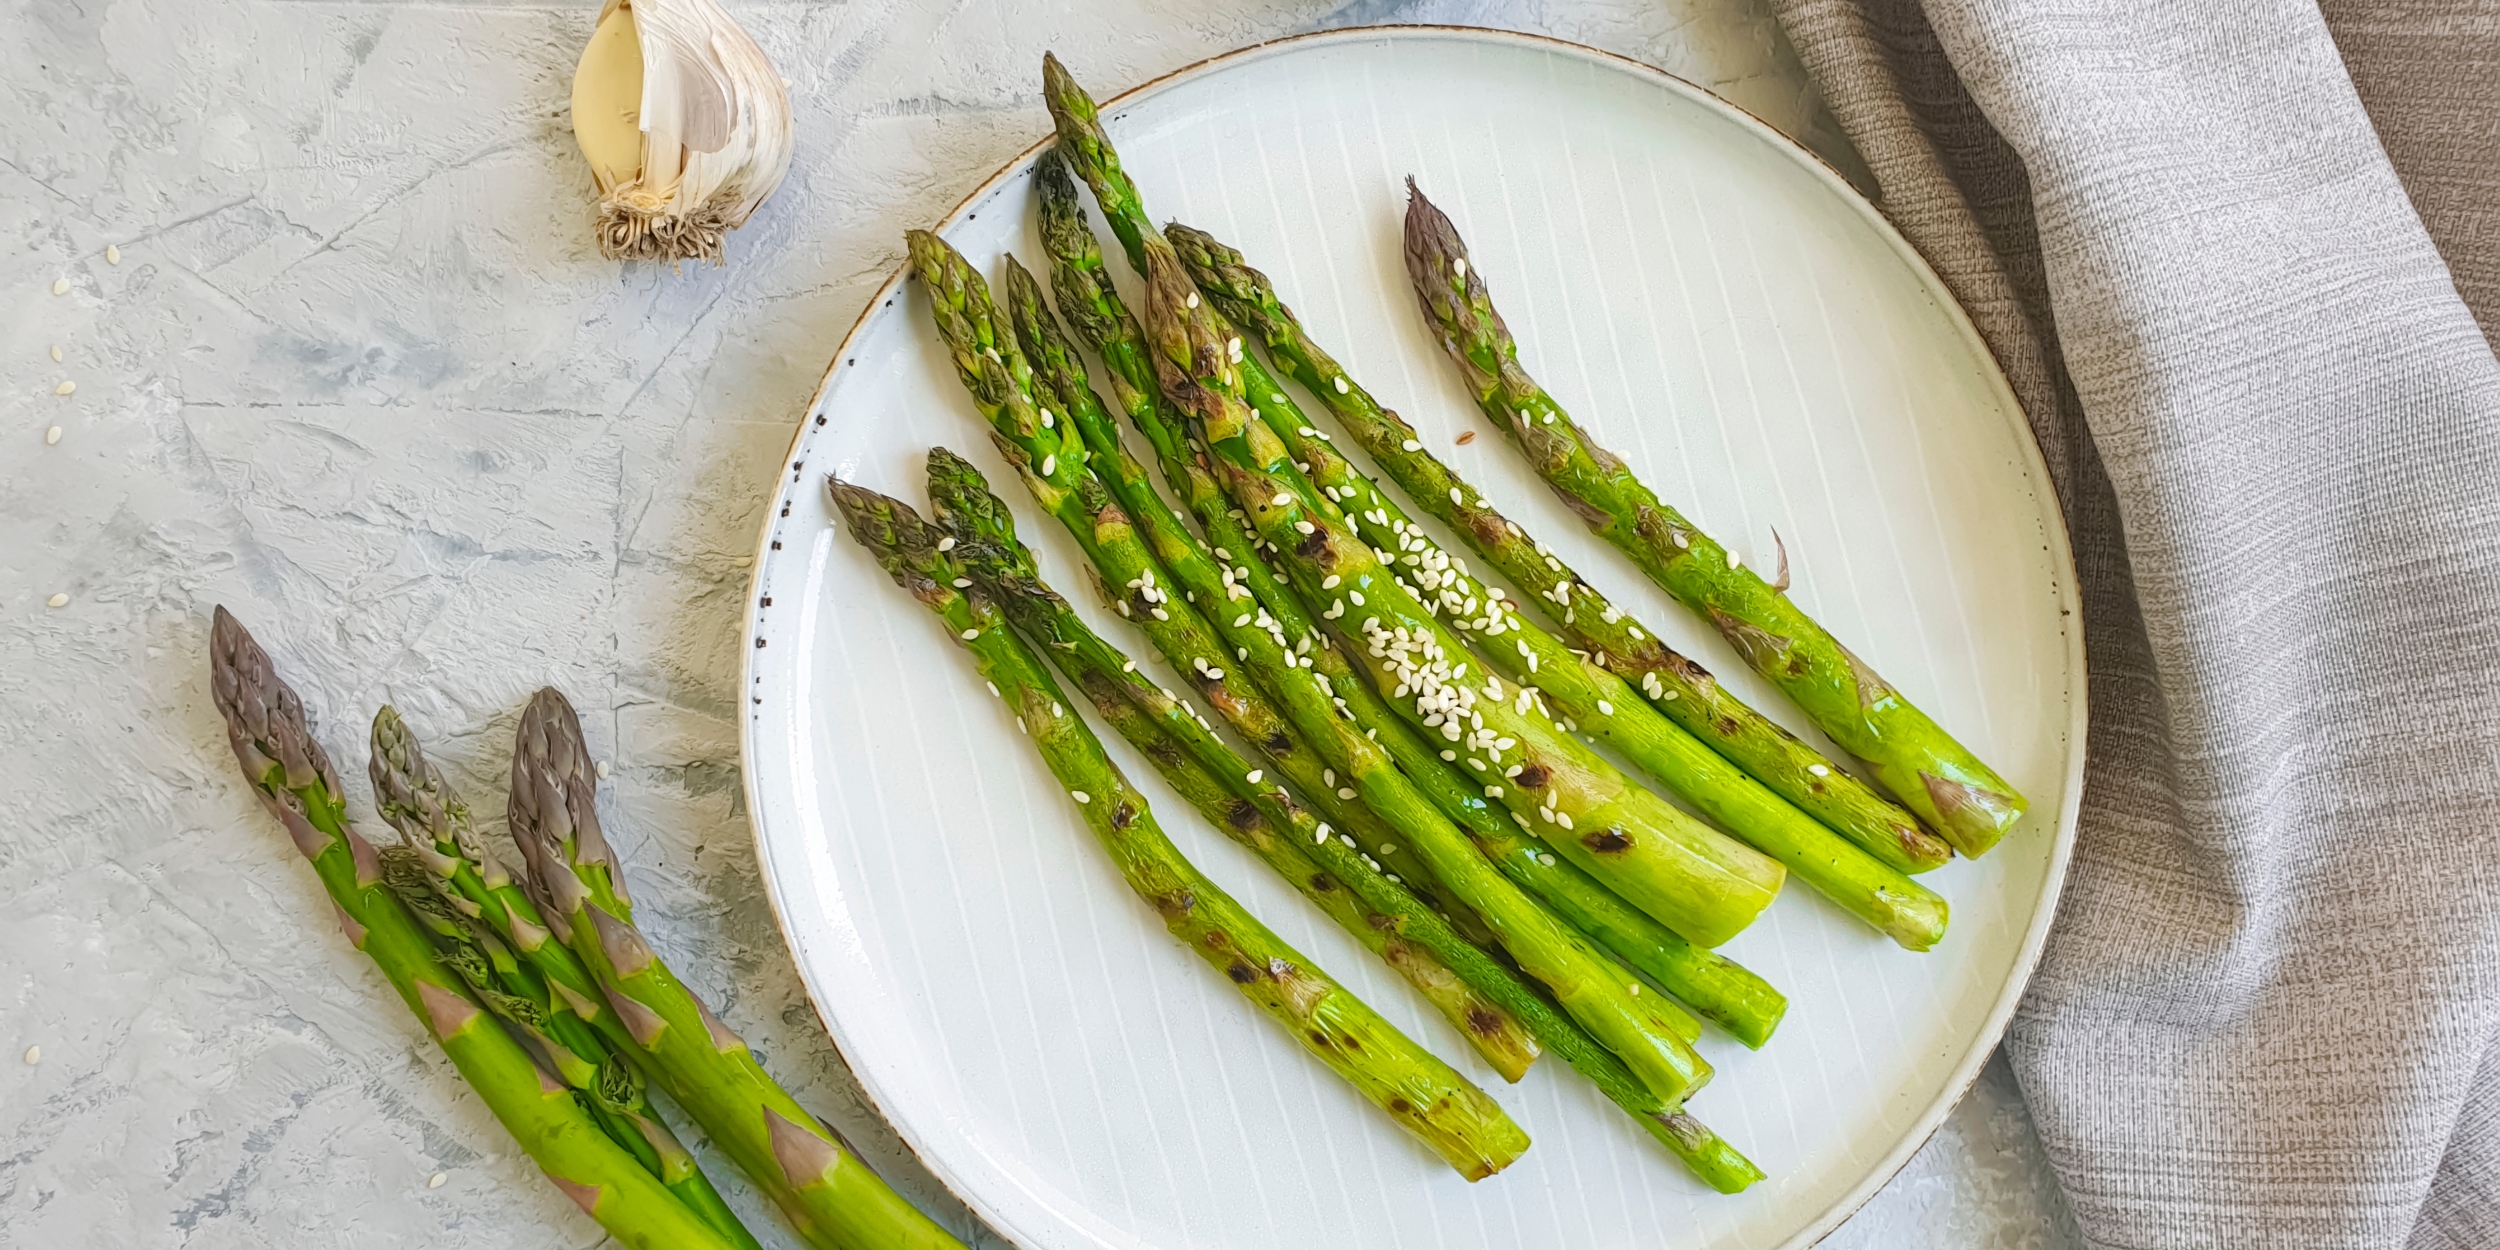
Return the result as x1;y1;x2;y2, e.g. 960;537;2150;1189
737;25;2085;1249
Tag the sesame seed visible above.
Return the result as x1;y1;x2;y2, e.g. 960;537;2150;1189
1271;394;1288;404
1040;454;1056;477
1727;549;1742;570
49;346;61;362
1809;763;1831;777
1150;607;1169;620
986;681;1001;697
50;279;68;296
1401;439;1421;452
105;245;121;265
1439;749;1456;761
960;628;979;640
1597;701;1614;715
45;593;67;608
1071;791;1091;804
1185;291;1199;308
953;578;972;588
1627;983;1641;996
1538;852;1556;865
1333;376;1350;394
1541;413;1556;424
22;1045;38;1064
1271;493;1293;508
596;759;611;779
1452;258;1468;277
428;1172;447;1189
1556;812;1574;830
44;426;61;445
1321;574;1340;589
54;381;74;396
1234;613;1252;627
937;536;956;552
1121;660;1135;672
1672;532;1689;549
1294;520;1316;535
1337;787;1357;800
1484;785;1502;798
1314;825;1332;845
1245;770;1263;784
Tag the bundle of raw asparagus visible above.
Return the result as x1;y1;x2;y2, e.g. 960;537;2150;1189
209;607;964;1249
838;53;2029;1194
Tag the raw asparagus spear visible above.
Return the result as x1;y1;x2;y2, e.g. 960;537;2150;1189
1402;182;2028;857
1168;223;1951;949
1132;225;1785;950
1167;224;1949;877
207;607;743;1250
1034;149;1785;1047
929;456;1761;1190
925;448;1539;1080
506;687;965;1250
368;709;765;1250
832;477;1533;1180
906;228;1456;928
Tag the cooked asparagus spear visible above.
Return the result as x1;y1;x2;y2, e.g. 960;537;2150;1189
1033;149;1785;1047
368;709;765;1250
206;607;744;1250
505;687;965;1250
1042;56;1788;952
925;448;1539;1081
1168;223;1952;949
905;228;1458;929
832;477;1534;1180
1401;182;2028;857
930;452;1763;1189
1131;225;1785;950
1166;224;1950;877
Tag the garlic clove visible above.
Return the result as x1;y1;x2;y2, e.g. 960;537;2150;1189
571;2;646;196
569;0;792;266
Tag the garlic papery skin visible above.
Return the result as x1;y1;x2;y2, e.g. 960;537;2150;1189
569;0;793;265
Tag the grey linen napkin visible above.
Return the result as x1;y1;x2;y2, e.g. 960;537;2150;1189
1762;0;2500;1245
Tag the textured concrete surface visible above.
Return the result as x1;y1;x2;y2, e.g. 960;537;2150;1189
0;0;2078;1245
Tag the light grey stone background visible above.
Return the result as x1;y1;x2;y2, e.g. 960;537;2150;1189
0;0;2079;1245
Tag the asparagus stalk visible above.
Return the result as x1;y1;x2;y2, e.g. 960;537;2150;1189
1131;221;1784;950
905;228;1458;930
1167;225;1949;877
206;607;744;1250
1169;223;1952;948
927;448;1540;1081
928;454;1762;1190
1043;56;1789;951
831;477;1534;1180
1034;149;1785;1047
1401;182;2028;857
505;687;965;1250
368;709;765;1250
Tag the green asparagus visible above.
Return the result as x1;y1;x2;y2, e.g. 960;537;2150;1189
368;709;765;1250
1170;222;1951;948
1166;224;1948;877
1032;148;1786;1047
1131;224;1785;950
928;451;1764;1190
1402;181;2028;857
926;447;1540;1080
905;228;1457;928
506;687;966;1250
832;477;1533;1180
207;607;744;1250
1043;56;1790;952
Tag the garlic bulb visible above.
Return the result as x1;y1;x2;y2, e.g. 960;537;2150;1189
569;0;792;264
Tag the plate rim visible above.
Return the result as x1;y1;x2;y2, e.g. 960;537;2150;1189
737;24;2086;1249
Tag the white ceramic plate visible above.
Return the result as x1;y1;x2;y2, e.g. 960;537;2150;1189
742;27;2080;1250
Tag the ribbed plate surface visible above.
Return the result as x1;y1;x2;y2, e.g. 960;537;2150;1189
741;27;2081;1250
